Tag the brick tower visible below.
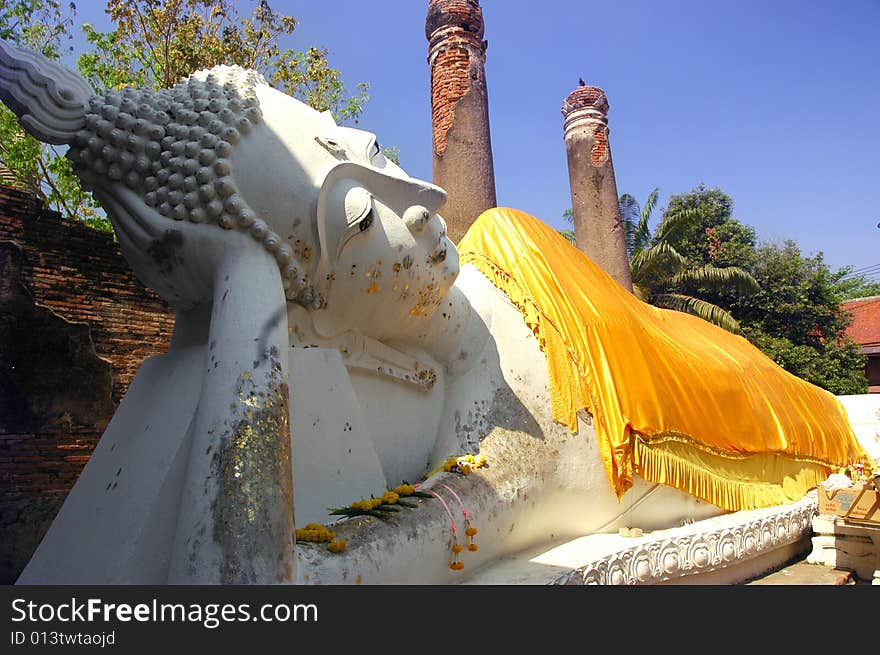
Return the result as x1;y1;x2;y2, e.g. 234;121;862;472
426;0;496;244
562;84;633;291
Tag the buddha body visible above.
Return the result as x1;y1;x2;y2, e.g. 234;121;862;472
2;43;721;584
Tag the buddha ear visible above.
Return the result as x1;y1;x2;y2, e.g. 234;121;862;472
314;163;372;283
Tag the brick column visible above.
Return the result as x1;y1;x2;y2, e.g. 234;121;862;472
562;85;633;291
426;0;496;244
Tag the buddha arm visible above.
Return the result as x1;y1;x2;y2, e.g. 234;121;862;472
167;246;296;584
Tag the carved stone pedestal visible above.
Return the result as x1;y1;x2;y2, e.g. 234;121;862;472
460;494;817;585
807;514;880;583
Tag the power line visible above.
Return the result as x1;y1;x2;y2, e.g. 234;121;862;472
840;264;880;280
844;265;880;275
844;262;880;274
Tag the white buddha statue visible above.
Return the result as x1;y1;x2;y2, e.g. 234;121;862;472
2;42;728;585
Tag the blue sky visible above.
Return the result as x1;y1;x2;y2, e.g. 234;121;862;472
70;1;880;277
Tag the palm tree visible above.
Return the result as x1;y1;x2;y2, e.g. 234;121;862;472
619;188;658;260
559;208;576;245
621;188;758;334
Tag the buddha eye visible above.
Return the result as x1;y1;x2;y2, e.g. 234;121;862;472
334;190;375;262
369;140;385;166
315;135;348;157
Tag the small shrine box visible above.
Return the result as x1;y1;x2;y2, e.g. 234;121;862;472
817;479;880;525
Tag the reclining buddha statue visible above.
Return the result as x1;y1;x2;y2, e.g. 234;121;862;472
2;41;870;584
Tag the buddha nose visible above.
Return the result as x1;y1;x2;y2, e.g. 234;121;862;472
403;205;432;234
410;179;447;215
401;179;448;236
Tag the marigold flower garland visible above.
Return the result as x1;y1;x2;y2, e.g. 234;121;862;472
431;453;489;477
304;453;488;567
440;483;479;553
293;522;347;553
418;484;481;570
328;483;432;521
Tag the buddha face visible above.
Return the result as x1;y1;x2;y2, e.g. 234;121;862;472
311;156;459;341
234;83;459;342
56;62;459;326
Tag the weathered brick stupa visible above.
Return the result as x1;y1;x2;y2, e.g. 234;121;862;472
562;84;633;291
426;0;496;244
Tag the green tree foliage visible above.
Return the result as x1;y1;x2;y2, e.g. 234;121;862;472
619;188;657;259
0;0;73;56
0;1;104;226
621;187;758;334
558;228;576;245
381;145;400;165
836;268;880;301
78;1;369;123
662;185;868;395
728;242;867;394
661;185;733;261
746;329;866;396
560;189;757;333
559;207;575;244
562;184;866;392
0;0;370;232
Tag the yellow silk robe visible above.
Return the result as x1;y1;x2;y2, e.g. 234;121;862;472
458;207;870;511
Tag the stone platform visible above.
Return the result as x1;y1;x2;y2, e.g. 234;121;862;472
460;493;818;585
807;513;880;584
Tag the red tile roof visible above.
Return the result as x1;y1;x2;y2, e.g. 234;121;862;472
841;296;880;347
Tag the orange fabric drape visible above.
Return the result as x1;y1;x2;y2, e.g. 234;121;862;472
458;207;870;511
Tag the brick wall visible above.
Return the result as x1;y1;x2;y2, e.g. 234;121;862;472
0;186;175;582
427;0;487;156
430;46;472;155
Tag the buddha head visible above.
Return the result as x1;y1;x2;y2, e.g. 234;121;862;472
233;77;461;342
104;67;458;342
0;41;460;340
